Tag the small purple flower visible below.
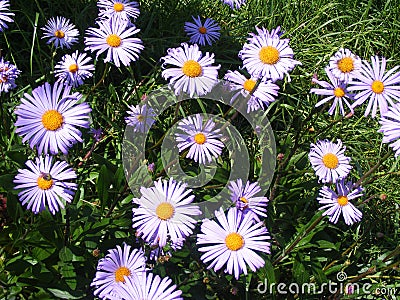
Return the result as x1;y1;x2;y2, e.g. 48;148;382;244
89;128;103;142
309;139;352;183
97;0;140;22
184;16;220;46
132;178;202;247
228;179;269;222
84;17;144;68
310;67;354;116
239;26;301;82
224;70;279;112
125;103;155;133
54;51;95;87
147;162;155;173
197;207;271;280
41;16;79;49
348;56;400;118
175;114;224;164
15;82;91;155
0;57;21;93
91;243;146;299
161;43;220;97
317;178;363;225
13;156;77;214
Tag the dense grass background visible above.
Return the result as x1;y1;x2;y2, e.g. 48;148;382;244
0;0;399;299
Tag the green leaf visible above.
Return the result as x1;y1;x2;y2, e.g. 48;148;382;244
97;165;113;210
47;288;81;299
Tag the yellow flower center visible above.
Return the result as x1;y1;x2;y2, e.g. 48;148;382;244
42;110;64;131
156;202;175;220
243;79;257;92
239;197;248;204
337;195;349;206
259;46;280;65
182;60;202;78
225;232;244;251
54;30;65;38
198;26;207;34
337;57;354;73
371;80;384;94
322;153;339;169
115;266;131;283
106;34;122;47
334;87;345;98
136;114;144;122
194;133;206;145
113;2;125;12
37;175;53;190
68;64;79;73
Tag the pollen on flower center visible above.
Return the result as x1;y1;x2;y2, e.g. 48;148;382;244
371;80;384;94
198;26;207;34
239;197;248;204
113;2;125;12
136;114;144;122
156;202;175;220
243;79;257;92
322;153;339;169
259;46;280;65
37;174;53;190
54;30;65;38
182;60;202;78
194;133;206;144
334;87;345;98
106;34;122;47
225;232;244;251
337;195;349;206
337;57;354;73
68;64;79;73
115;266;131;283
42;110;64;131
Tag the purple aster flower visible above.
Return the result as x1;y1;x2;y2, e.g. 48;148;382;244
317;178;363;225
239;26;301;82
228;179;269;222
111;272;183;300
84;18;144;68
310;67;354;116
0;57;21;93
224;70;279;112
221;0;246;9
197;207;271;280
379;102;400;157
13;156;77;214
327;48;362;82
41;16;79;49
97;0;140;22
132;178;202;247
89;128;103;142
309;139;352;183
161;43;220;97
91;243;146;299
147;162;155;173
175;114;224;164
125;103;156;133
0;1;14;32
184;16;220;46
348;56;400;118
14;82;91;155
54;51;95;87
